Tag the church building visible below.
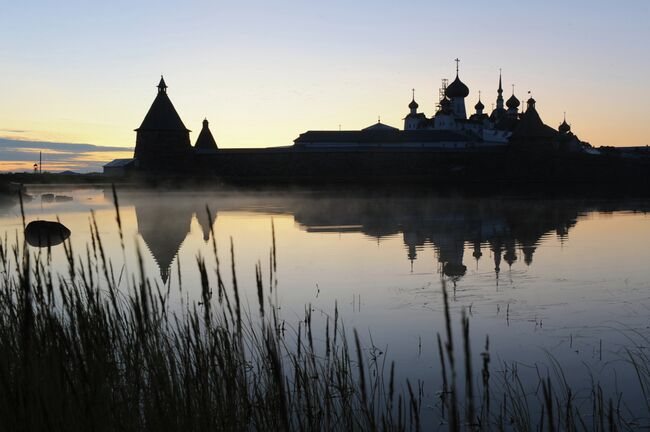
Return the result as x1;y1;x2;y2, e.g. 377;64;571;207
294;59;587;152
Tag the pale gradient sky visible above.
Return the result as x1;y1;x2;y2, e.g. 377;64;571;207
1;0;649;170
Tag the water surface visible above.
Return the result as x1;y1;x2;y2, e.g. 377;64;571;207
2;186;649;416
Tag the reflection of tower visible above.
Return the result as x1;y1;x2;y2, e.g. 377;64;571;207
489;238;503;277
432;231;467;278
403;230;426;272
556;224;569;244
135;199;194;284
503;238;517;268
195;205;218;242
471;239;482;265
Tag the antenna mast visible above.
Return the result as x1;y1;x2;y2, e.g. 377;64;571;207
437;78;448;110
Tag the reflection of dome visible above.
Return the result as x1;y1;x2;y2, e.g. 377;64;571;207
522;246;536;265
472;241;483;261
445;75;470;98
443;262;467;277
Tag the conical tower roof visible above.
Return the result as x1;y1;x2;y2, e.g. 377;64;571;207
136;76;190;132
195;118;218;150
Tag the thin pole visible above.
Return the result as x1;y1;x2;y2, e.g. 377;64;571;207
39;151;42;174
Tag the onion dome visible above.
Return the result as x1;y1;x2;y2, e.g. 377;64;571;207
445;75;470;98
409;99;419;110
559;119;571;134
475;99;484;111
506;94;520;109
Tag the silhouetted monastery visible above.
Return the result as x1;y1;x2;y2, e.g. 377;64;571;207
296;61;586;153
105;63;650;184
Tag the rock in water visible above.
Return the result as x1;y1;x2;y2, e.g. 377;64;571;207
25;221;71;247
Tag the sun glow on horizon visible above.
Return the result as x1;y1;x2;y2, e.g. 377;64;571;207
1;0;649;171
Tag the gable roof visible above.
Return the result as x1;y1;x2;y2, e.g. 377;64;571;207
362;122;399;131
103;158;136;168
294;129;474;145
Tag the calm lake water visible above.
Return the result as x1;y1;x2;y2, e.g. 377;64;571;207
2;185;650;416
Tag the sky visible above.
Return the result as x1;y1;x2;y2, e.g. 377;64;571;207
1;0;649;172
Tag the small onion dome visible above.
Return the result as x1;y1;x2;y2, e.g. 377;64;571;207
445;75;470;98
409;99;419;110
559;119;571;133
527;97;536;105
506;94;520;109
474;99;485;111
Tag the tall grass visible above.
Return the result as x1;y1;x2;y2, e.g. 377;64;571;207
0;191;648;431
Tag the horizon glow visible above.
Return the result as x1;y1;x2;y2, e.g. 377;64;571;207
1;0;649;171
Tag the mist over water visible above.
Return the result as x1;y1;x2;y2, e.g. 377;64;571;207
2;186;650;419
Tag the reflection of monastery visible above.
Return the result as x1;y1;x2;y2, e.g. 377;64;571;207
104;60;650;182
289;196;581;279
120;192;627;283
133;196;216;283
